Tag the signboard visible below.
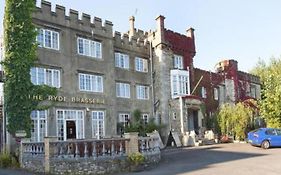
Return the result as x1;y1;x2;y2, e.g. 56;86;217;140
15;130;27;138
171;131;182;147
147;131;164;149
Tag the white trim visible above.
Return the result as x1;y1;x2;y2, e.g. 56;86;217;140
170;69;190;98
56;109;85;141
77;37;102;59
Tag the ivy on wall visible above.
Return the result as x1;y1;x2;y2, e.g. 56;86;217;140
3;0;56;137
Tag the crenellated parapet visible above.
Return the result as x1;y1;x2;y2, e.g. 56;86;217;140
33;0;113;37
114;31;150;54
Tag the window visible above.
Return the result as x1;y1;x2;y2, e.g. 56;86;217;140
201;87;207;98
56;110;84;141
37;28;59;50
170;70;190;98
116;82;130;98
30;67;60;88
79;73;103;92
135;57;148;72
115;52;129;69
214;88;219;100
77;37;102;58
173;55;183;69
136;85;149;100
142;114;149;125
250;84;256;98
31;110;47;142
92;111;105;138
118;113;130;127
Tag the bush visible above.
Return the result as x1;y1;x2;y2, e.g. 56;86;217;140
124;109;164;136
0;151;19;168
127;152;145;165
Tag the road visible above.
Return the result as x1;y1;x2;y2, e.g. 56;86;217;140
1;143;281;175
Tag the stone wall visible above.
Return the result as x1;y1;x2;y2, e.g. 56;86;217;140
22;153;161;175
21;156;45;173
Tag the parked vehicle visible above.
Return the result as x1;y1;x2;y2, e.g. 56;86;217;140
248;128;281;149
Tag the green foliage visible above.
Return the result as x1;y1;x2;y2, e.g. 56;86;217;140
127;152;145;165
0;151;19;168
3;0;56;137
124;109;163;136
206;112;220;133
251;58;281;127
217;103;252;140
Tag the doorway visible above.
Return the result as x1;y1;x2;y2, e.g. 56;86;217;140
193;110;199;134
188;109;199;134
66;121;76;139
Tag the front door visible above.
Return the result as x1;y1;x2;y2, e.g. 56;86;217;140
193;110;199;134
66;121;76;139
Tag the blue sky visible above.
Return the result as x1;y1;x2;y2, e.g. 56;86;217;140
1;0;281;72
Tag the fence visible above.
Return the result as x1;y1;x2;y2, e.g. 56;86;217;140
21;133;161;174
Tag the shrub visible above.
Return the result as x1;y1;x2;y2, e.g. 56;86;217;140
0;151;19;168
127;152;145;165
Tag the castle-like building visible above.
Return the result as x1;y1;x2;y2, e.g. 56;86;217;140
1;0;261;146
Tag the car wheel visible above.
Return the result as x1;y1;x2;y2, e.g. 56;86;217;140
261;140;270;149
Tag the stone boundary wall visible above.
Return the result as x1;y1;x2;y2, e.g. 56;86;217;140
22;152;161;175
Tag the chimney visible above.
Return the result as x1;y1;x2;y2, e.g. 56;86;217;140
155;15;165;32
186;27;195;39
129;16;135;38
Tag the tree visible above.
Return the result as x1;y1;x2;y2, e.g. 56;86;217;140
251;58;281;128
217;103;252;140
3;0;56;137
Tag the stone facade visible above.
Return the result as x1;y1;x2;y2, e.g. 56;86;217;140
2;0;261;149
31;0;151;141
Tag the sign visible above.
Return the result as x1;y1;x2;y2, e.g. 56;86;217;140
15;130;27;138
147;131;164;149
28;95;105;104
171;131;182;147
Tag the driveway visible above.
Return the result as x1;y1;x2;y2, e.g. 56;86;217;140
123;143;281;175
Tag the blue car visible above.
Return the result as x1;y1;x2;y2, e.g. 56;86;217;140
248;128;281;149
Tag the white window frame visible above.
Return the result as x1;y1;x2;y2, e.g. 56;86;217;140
116;82;130;98
115;52;129;69
142;114;149;125
56;109;85;141
30;67;61;88
118;113;130;127
92;111;105;139
136;85;149;100
79;73;103;93
201;87;207;98
250;84;257;98
170;69;190;98
31;110;47;142
173;55;183;69
135;57;148;72
37;28;59;50
214;88;219;100
77;37;102;59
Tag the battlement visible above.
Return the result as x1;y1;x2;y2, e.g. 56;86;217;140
114;31;149;51
134;29;149;38
165;29;189;39
34;0;113;36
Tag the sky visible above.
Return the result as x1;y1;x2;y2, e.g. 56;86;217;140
1;0;281;72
